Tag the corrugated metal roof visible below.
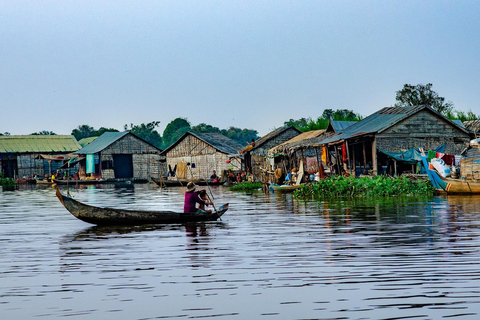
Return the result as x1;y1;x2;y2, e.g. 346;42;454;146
162;132;243;155
329;121;358;132
319;105;468;145
75;132;129;154
78;136;98;147
0;135;81;153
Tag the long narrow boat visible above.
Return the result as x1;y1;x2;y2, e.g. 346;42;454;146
150;177;224;187
55;188;229;225
420;148;480;194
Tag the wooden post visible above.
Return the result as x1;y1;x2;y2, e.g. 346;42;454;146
363;142;367;174
352;143;356;176
394;160;397;176
372;138;378;176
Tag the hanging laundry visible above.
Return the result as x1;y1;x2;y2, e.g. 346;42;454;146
442;154;455;166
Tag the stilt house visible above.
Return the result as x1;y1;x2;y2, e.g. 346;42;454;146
245;126;301;179
74;131;163;181
265;121;358;183
161;132;243;181
0;135;81;179
316;106;471;176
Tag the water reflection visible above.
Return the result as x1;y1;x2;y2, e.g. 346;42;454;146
2;185;480;319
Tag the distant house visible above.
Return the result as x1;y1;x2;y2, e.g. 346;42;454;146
77;136;98;147
74;132;163;181
317;105;471;176
0;135;81;178
161;132;243;181
246;126;301;179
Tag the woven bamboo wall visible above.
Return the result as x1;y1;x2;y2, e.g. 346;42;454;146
164;135;240;180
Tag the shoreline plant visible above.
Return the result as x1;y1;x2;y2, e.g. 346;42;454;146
229;181;263;191
0;173;15;190
294;175;435;198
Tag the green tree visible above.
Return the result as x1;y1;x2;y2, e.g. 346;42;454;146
96;127;119;136
31;131;56;135
444;109;479;122
220;127;259;145
284;109;362;132
71;125;96;140
395;83;454;116
71;125;119;140
162;118;191;148
124;121;162;148
192;123;221;134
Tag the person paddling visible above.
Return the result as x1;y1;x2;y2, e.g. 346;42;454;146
183;182;213;213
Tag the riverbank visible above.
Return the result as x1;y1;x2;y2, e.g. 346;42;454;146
294;175;435;198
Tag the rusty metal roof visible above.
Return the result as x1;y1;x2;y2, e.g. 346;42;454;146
0;135;81;153
318;105;469;145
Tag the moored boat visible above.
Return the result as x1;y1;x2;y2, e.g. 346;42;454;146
421;146;480;194
55;188;229;225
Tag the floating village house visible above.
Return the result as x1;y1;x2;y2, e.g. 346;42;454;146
74;131;163;181
161;132;243;181
0;135;81;179
315;105;471;176
246;126;302;179
265;121;358;183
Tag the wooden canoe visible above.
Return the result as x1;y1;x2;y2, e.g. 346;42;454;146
420;148;480;194
55;188;228;225
150;177;224;187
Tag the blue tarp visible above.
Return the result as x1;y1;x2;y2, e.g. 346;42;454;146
378;144;446;165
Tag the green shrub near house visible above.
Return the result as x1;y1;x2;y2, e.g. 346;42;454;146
0;173;15;190
294;175;434;198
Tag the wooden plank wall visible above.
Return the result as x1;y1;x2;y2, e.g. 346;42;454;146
377;110;470;155
165;135;241;180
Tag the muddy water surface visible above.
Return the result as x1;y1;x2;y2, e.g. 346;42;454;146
1;184;480;319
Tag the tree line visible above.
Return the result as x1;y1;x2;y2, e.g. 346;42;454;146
2;83;478;146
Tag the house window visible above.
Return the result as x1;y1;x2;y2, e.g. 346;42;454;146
102;160;114;170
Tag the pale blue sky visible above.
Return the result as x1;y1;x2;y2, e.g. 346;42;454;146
1;0;479;136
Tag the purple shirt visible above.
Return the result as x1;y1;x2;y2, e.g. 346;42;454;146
184;191;206;213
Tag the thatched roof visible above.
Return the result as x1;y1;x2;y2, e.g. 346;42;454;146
464;120;480;134
268;129;327;154
251;126;301;151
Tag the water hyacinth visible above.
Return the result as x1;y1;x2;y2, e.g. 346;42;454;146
229;181;263;191
0;174;15;190
294;175;435;198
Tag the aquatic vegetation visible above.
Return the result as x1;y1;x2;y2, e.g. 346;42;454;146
0;173;15;190
294;175;435;198
229;182;263;191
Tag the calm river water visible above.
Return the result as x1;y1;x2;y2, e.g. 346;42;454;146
2;183;480;319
